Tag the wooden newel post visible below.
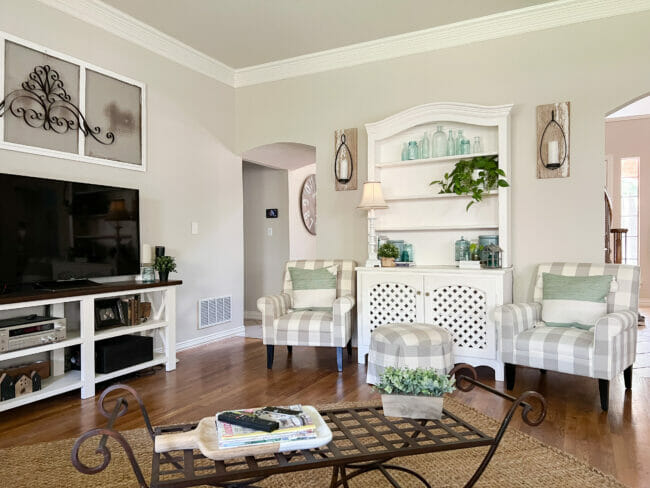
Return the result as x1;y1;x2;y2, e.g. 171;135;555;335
610;228;628;264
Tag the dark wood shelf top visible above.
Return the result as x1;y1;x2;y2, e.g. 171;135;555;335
0;280;182;306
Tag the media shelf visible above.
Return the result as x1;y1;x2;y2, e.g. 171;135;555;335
0;280;181;411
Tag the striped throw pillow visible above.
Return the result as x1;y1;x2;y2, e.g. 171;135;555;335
541;273;612;330
288;265;338;311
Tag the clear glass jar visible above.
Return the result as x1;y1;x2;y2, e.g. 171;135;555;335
461;136;471;155
446;129;456;156
407;140;419;160
420;132;430;159
472;136;482;154
455;236;470;262
432;125;447;158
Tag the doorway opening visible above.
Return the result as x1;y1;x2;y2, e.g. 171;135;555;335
241;143;316;339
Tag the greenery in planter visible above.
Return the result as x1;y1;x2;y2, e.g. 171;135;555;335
377;242;400;259
430;155;509;210
374;367;456;397
154;255;177;273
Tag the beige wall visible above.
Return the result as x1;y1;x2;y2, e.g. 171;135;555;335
0;0;243;345
288;163;318;260
236;12;650;302
243;162;289;312
606;117;650;299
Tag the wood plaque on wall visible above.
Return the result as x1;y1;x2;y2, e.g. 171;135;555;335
536;102;570;179
334;128;358;191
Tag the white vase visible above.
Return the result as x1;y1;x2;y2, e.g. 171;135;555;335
381;394;443;419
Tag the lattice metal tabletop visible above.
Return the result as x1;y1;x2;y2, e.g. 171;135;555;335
72;365;547;488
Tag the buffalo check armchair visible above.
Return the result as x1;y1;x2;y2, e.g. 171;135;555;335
257;260;356;372
496;263;639;411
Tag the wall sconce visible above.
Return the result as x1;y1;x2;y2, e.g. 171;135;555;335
334;128;358;191
335;133;353;183
536;102;570;179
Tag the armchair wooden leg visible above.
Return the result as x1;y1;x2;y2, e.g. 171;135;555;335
266;345;274;370
346;340;352;359
336;347;343;372
539;369;547;374
624;366;633;390
505;363;516;390
287;345;293;355
599;379;609;411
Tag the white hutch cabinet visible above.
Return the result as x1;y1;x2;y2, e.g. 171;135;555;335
358;102;514;380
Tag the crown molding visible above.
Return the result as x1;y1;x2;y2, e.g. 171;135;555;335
35;0;235;86
36;0;650;89
234;0;650;87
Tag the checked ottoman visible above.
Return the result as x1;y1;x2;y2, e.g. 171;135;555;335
366;323;454;385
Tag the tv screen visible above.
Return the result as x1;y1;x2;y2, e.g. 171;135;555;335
0;173;140;287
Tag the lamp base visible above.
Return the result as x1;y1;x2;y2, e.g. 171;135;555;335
365;258;382;268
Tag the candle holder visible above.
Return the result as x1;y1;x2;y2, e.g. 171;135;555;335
334;133;354;184
539;109;568;170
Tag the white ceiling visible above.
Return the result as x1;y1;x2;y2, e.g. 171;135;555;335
101;0;551;68
243;143;316;171
607;96;650;119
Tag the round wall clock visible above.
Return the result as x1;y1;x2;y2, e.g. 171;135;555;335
301;174;317;235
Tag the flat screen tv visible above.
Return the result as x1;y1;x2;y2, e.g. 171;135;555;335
0;173;140;290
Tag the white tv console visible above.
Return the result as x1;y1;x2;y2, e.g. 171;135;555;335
0;280;180;412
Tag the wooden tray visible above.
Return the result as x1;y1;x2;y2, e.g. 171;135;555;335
154;406;332;461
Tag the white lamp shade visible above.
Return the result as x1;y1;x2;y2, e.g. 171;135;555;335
358;181;388;209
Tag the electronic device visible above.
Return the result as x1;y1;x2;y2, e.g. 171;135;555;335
261;406;302;416
218;412;279;432
0;173;140;291
95;335;153;374
0;315;66;353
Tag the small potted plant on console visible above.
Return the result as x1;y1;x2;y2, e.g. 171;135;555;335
375;367;456;419
154;256;177;282
377;242;399;267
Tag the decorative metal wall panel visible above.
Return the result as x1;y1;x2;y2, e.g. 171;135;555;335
430;285;487;350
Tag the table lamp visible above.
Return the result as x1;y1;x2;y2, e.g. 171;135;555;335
358;181;388;267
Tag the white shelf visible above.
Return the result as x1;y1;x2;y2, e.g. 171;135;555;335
0;331;82;362
376;224;499;232
384;191;497;202
0;370;82;412
95;353;166;383
376;152;497;169
94;319;168;341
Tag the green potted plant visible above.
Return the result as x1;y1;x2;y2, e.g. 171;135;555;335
430;155;509;210
377;243;399;267
374;367;456;419
154;255;177;282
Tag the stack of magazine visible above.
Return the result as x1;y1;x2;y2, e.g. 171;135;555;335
216;405;316;449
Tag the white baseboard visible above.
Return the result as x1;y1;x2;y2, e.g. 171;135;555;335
245;310;262;320
156;325;245;353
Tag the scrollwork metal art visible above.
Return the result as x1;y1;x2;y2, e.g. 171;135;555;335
0;64;115;145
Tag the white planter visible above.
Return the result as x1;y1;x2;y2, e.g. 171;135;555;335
381;394;443;420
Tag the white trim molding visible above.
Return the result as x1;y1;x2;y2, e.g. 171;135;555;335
244;310;262;321
163;325;245;353
37;0;650;88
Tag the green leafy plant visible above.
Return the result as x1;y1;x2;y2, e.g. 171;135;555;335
154;255;177;273
430;155;509;210
377;243;400;259
374;367;456;397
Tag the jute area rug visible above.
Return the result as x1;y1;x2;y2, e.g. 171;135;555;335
1;398;626;488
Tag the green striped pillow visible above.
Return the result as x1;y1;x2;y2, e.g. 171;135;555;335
541;273;612;330
288;265;338;311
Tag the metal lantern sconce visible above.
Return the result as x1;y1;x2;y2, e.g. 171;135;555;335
334;133;354;184
539;109;568;170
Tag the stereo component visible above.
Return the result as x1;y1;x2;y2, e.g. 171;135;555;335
0;315;66;353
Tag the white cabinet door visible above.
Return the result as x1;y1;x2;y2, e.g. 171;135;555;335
358;272;425;353
423;274;499;360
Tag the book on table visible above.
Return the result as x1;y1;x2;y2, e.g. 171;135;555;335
216;405;317;449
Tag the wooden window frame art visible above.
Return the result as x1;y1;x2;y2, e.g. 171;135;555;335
0;31;147;172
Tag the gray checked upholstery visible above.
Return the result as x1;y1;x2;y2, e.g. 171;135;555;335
496;263;639;381
257;260;356;348
366;323;454;385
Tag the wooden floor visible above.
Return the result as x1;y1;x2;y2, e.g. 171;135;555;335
1;328;649;487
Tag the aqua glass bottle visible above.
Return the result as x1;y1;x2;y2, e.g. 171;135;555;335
407;141;419;160
456;129;464;155
446;129;456;156
401;142;408;161
461;136;471;155
455;236;470;262
432;125;447;158
420;132;430;159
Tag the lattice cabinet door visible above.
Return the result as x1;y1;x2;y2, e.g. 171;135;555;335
357;273;424;359
423;275;498;360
